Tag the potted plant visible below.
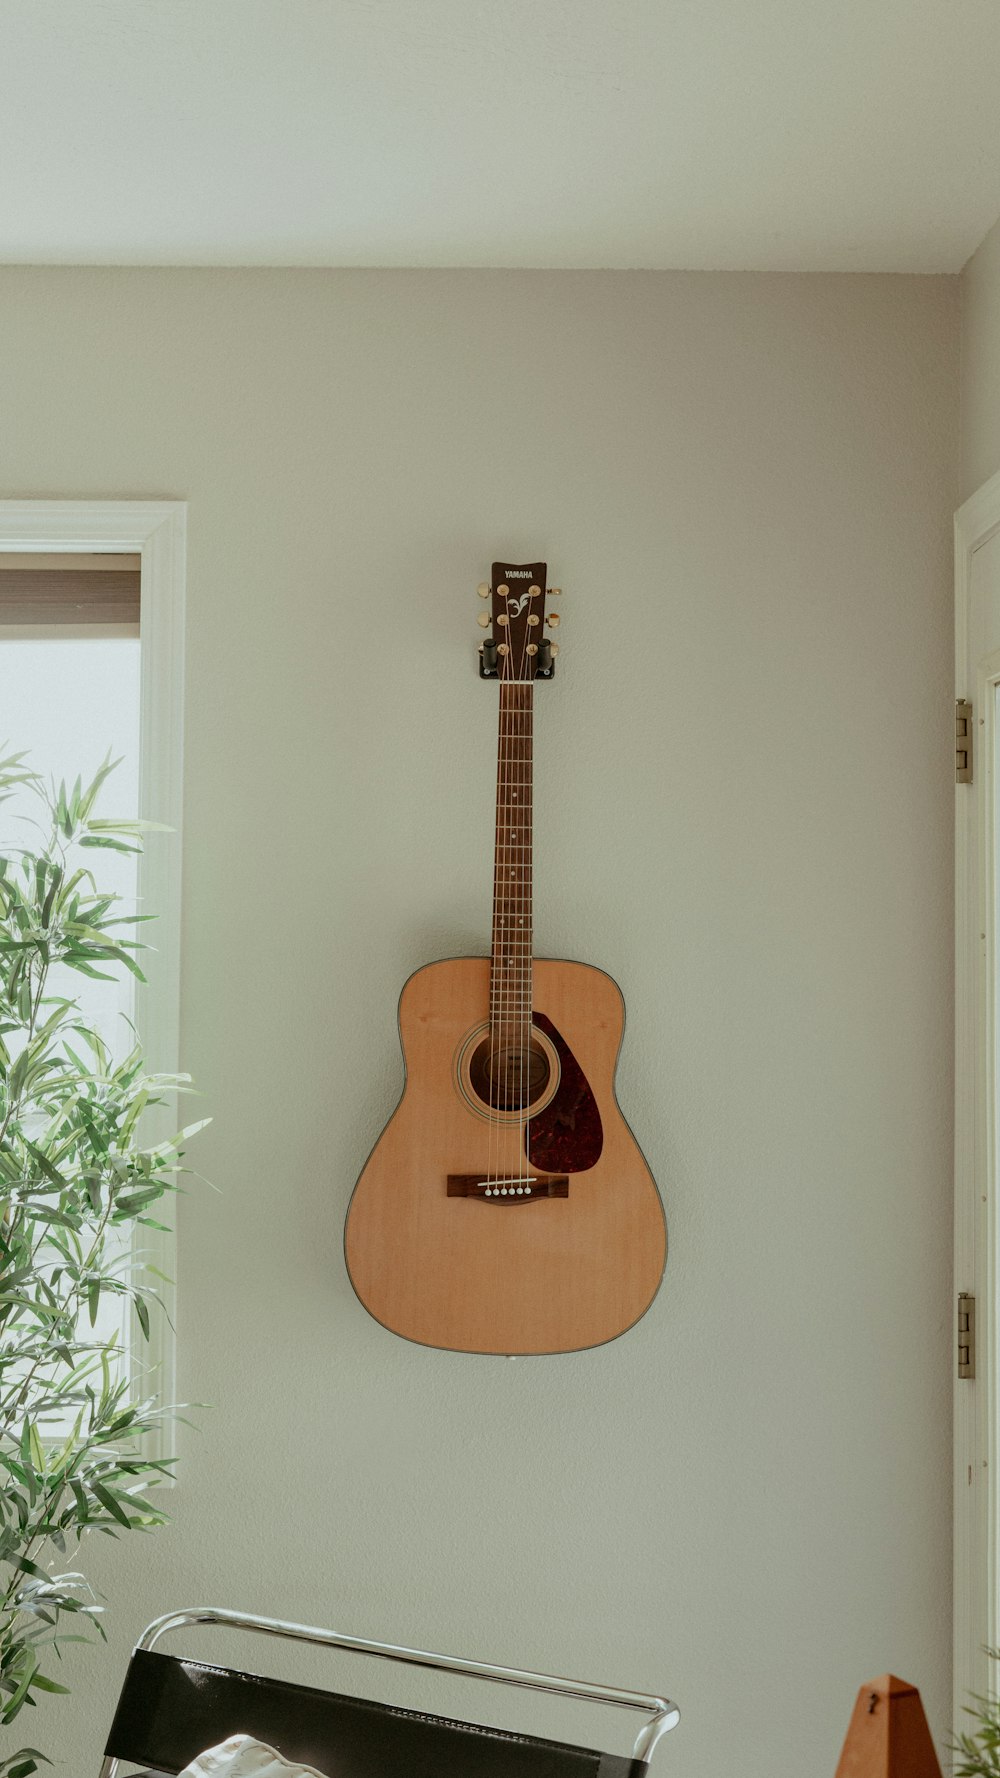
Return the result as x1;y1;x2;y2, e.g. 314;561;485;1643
953;1651;1000;1776
0;750;205;1777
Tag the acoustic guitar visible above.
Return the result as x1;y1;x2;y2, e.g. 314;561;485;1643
345;562;666;1354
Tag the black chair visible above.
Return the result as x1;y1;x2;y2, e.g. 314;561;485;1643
99;1606;680;1777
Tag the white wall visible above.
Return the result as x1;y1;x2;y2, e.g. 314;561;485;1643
0;267;958;1776
963;213;1000;498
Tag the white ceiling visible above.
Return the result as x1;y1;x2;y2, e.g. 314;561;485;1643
3;0;1000;272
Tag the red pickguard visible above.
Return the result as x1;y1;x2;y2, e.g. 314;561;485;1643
527;1012;604;1173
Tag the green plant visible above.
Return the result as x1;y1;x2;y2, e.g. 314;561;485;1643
0;751;205;1777
954;1651;1000;1776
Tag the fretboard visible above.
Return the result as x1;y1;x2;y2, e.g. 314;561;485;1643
490;680;533;1038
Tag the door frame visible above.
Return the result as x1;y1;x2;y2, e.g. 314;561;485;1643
955;468;1000;1727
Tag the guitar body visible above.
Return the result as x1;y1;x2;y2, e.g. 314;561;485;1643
345;956;666;1355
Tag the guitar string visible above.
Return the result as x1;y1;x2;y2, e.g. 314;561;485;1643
486;587;538;1196
494;600;520;1193
524;649;533;1190
507;616;525;1194
511;600;532;1195
490;596;515;1191
507;615;524;1195
504;638;514;1191
496;622;512;1189
494;615;512;1194
518;613;532;1194
501;640;508;1194
486;600;503;1192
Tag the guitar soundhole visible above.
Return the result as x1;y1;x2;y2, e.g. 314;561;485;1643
468;1036;551;1113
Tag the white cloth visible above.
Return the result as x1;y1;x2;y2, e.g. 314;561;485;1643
178;1733;330;1778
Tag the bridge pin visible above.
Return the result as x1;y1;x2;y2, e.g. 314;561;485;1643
525;1186;532;1195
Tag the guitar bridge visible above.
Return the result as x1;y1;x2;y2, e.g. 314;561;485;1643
447;1174;569;1201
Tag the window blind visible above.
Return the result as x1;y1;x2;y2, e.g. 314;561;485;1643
0;553;140;626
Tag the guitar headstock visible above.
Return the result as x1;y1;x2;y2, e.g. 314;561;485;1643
476;560;561;681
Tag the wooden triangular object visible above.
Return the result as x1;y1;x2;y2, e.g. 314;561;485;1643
835;1675;942;1778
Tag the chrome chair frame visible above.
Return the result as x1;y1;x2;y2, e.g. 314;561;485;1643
98;1605;680;1776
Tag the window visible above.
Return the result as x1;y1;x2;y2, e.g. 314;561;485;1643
0;558;142;1359
0;503;185;1459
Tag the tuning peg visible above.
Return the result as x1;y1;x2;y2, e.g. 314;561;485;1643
477;611;491;628
549;587;562;597
546;612;560;627
477;582;490;599
549;642;560;656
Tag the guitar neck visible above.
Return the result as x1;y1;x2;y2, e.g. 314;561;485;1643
490;680;533;1034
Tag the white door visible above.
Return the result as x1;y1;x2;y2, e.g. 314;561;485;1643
955;471;1000;1730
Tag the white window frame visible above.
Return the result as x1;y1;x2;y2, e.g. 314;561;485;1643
0;500;185;1464
955;468;1000;1728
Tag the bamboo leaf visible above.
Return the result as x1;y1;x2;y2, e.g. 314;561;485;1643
0;1656;37;1722
0;746;205;1764
89;1482;131;1528
27;1424;44;1477
27;1675;69;1697
20;1141;66;1191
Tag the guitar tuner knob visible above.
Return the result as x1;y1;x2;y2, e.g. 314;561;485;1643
546;613;560;627
478;583;490;598
549;642;560;656
549;587;562;597
477;612;491;628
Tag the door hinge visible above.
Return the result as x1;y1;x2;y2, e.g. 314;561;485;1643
959;1292;976;1379
957;699;973;783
